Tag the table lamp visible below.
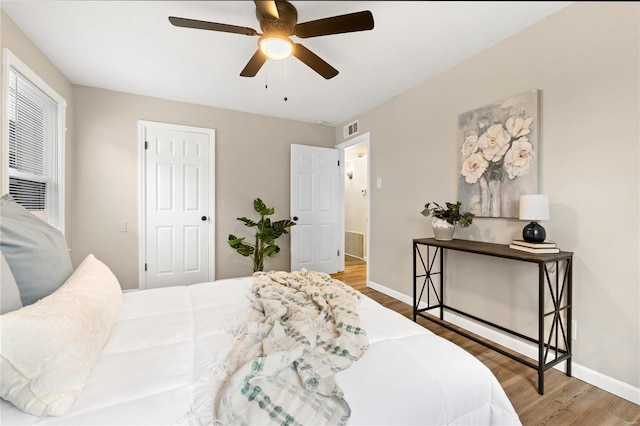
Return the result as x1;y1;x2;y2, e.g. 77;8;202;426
519;194;549;243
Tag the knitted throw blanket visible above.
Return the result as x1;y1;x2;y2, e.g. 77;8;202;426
215;269;369;426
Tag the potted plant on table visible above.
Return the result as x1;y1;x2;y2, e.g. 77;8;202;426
420;201;474;241
228;197;296;272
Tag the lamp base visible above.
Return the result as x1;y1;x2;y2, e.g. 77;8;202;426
523;221;546;243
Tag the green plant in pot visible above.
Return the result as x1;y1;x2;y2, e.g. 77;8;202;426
421;201;474;241
228;198;296;272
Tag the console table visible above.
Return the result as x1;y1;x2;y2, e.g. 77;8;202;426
412;237;573;395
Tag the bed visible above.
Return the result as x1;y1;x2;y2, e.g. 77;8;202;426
0;196;521;425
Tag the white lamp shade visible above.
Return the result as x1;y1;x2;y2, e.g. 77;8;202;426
259;37;293;60
519;194;549;220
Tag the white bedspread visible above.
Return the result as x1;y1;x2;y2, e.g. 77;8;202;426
0;277;521;425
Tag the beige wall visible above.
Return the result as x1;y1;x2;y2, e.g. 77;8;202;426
345;156;367;235
0;11;75;244
344;156;367;258
336;2;640;390
73;86;335;289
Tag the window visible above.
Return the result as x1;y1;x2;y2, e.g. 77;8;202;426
3;49;66;232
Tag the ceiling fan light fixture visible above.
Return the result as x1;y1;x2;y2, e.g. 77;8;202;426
170;1;374;79
259;36;293;60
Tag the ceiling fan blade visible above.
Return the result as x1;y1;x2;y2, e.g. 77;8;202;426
169;16;258;36
254;1;279;20
240;49;268;77
292;44;338;80
294;11;374;38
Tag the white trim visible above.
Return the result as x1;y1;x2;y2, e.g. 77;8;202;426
138;120;215;290
2;51;9;196
368;280;412;305
570;363;640;405
2;48;66;234
336;132;370;279
137;122;145;289
368;279;640;405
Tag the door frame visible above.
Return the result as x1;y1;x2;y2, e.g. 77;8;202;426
336;132;370;280
138;120;215;290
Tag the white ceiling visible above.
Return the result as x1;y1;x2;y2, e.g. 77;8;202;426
1;1;571;126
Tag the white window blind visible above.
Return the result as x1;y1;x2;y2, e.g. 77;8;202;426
6;65;62;230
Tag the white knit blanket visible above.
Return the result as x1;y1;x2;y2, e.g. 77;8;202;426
215;269;369;426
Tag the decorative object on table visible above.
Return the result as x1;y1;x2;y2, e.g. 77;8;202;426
509;243;559;254
458;89;540;218
519;194;549;243
228;197;296;272
420;201;474;241
511;239;556;249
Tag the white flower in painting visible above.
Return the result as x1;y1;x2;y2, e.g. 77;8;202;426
505;115;533;138
504;137;535;179
460;135;478;155
461;135;479;156
461;152;488;184
478;123;510;162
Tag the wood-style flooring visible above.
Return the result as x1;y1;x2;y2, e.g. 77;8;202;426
331;256;640;426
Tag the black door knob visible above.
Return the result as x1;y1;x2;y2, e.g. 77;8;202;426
292;216;299;221
201;216;207;221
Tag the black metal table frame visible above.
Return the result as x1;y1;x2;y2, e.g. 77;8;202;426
412;238;573;395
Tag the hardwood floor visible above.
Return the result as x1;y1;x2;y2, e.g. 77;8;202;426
331;256;640;426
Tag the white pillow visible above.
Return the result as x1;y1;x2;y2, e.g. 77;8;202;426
0;254;123;416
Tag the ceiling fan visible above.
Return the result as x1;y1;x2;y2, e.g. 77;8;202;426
169;1;374;80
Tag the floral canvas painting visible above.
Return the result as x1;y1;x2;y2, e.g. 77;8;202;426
458;90;539;218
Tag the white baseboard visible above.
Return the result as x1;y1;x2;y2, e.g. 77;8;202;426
368;280;413;304
367;280;640;405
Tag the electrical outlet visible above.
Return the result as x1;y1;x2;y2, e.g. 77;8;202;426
572;320;577;340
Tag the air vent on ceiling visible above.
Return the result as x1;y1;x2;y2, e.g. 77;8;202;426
344;120;359;138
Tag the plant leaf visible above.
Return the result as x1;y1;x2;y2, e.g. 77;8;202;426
254;198;275;216
237;217;257;227
227;234;245;248
259;227;274;238
272;219;296;238
253;198;266;213
263;245;279;258
236;245;254;257
459;212;475;228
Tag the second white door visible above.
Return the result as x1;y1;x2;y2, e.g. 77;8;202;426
290;144;340;274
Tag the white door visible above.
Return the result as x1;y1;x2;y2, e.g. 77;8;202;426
141;121;215;289
290;144;341;274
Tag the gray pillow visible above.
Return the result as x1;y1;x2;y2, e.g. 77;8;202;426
1;250;23;314
0;196;73;306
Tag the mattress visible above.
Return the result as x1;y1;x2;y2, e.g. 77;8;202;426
0;277;521;425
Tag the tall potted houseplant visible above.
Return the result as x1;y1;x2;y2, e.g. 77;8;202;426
421;201;474;240
228;198;296;272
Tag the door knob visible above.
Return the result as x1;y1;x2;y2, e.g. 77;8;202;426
201;216;207;221
292;216;299;221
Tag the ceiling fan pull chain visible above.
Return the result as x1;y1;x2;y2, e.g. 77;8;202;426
283;59;288;102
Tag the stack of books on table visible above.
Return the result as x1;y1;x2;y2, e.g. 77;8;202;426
509;240;560;254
